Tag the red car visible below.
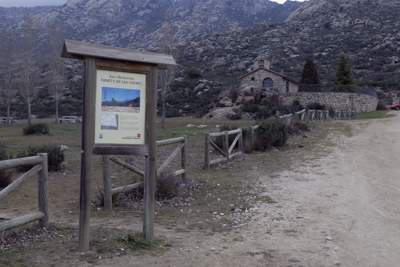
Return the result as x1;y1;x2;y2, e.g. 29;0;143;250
390;104;400;110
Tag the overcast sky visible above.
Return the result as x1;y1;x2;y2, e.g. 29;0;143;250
0;0;306;8
0;0;66;7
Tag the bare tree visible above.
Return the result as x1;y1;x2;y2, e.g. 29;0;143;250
158;11;179;129
0;30;19;123
46;21;67;123
15;14;42;126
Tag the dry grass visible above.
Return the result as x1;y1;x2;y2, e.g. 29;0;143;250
0;117;345;266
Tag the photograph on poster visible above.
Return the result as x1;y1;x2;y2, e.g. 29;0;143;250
95;69;146;145
101;113;119;130
101;87;141;113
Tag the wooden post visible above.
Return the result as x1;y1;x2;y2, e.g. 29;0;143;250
239;130;243;154
38;153;48;228
102;155;112;211
79;57;95;251
204;132;210;169
224;131;229;161
143;65;157;241
181;136;187;181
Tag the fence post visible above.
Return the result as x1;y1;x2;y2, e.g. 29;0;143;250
224;131;229;161
204;132;210;169
239;129;243;154
102;155;112;211
38;153;49;228
181;136;187;181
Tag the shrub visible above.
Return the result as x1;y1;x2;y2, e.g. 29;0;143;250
242;127;256;153
253;118;288;151
23;123;49;135
226;112;242;120
186;67;202;79
242;102;259;113
157;174;179;199
307;102;326;110
287;118;309;135
376;100;388;110
17;145;65;172
0;142;12;189
254;105;273;120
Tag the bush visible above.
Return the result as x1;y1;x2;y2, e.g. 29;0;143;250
253;118;288;151
242;102;259;113
156;174;179;199
0;142;12;189
23;123;49;135
376;100;388;110
287;118;309;135
255;105;273;120
186;67;202;79
17;145;65;172
307;102;326;110
226;112;242;120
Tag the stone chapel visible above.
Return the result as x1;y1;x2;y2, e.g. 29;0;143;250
236;59;298;103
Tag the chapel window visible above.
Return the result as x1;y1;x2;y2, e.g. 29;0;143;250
263;77;273;88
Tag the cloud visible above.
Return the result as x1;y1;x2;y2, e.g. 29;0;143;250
0;0;66;7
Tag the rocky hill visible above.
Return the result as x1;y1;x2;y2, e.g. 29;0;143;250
4;0;400;118
0;0;302;50
178;0;400;91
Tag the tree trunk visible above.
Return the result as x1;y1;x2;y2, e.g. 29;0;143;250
27;97;32;126
6;105;10;124
55;98;59;124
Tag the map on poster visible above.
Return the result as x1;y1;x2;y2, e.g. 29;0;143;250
94;69;146;145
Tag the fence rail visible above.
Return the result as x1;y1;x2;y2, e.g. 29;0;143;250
204;128;243;169
102;136;187;210
0;154;48;231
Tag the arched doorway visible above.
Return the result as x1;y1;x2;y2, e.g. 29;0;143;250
263;77;273;88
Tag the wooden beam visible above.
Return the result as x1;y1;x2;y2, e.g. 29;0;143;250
0;156;42;170
143;65;157;241
79;56;96;252
102;156;112;211
111;182;143;195
0;165;42;200
62;39;176;68
93;145;149;156
157;143;184;177
38;153;49;228
109;156;145;177
0;211;44;231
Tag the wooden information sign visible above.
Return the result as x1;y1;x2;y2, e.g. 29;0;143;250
61;40;176;251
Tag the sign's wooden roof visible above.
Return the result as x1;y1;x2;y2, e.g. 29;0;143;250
61;39;176;68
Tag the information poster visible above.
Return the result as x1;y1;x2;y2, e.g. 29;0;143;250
95;69;146;145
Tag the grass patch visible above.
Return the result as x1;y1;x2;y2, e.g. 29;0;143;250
0;116;355;265
117;232;171;253
157;117;253;139
0;224;172;266
354;110;391;120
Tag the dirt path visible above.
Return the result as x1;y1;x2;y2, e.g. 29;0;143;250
82;113;400;267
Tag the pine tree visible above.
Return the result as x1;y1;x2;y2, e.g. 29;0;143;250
334;54;354;92
299;55;320;92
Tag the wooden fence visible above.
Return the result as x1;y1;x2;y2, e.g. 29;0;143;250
102;136;187;210
204;109;335;168
204;128;243;169
335;110;355;120
0;153;48;231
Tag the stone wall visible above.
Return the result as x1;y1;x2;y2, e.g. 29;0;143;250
279;92;378;113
